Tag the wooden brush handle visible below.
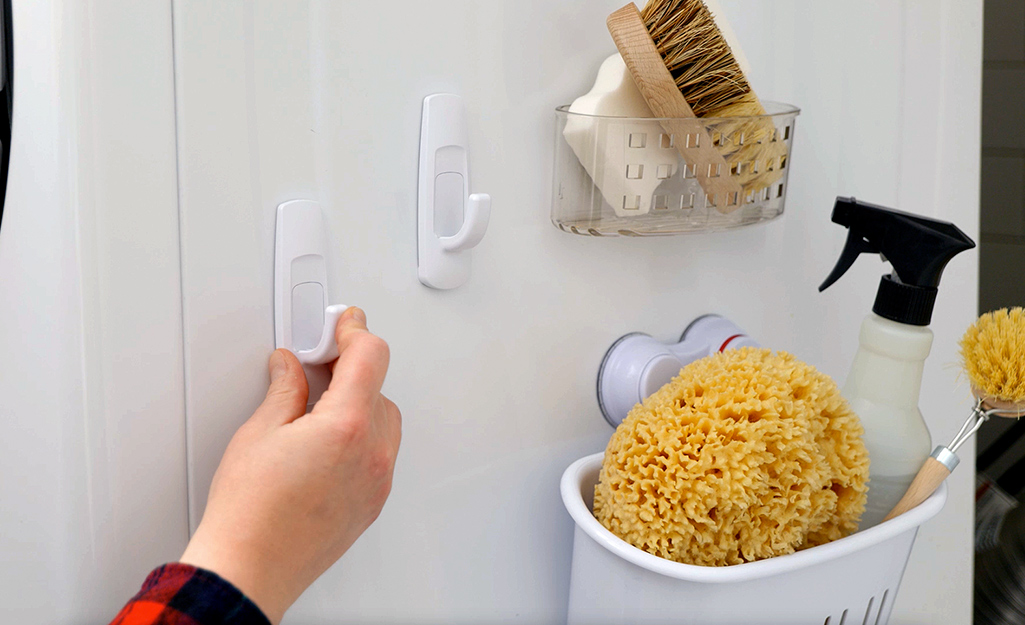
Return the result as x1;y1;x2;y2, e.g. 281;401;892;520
607;3;743;212
882;457;952;522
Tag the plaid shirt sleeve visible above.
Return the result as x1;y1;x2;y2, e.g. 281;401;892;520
109;563;271;625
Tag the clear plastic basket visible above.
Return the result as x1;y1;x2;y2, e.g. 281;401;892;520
561;452;947;625
551;102;800;236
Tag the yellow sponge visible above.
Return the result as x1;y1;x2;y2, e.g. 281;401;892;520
593;347;869;567
960;307;1025;403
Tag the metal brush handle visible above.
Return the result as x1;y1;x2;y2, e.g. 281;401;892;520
884;398;1005;522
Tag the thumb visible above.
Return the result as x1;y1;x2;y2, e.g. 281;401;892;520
249;348;310;429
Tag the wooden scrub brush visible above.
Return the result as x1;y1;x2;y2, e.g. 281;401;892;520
607;0;787;213
884;307;1025;522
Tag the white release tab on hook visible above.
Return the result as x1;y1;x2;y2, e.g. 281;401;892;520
418;93;491;289
274;199;347;366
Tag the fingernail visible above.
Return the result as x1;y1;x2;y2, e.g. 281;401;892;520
269;350;287;382
351;307;367;324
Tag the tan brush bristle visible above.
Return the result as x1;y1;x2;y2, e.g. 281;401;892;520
640;0;756;118
638;0;786;191
960;307;1025;405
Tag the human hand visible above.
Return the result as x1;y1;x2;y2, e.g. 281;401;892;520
179;307;401;624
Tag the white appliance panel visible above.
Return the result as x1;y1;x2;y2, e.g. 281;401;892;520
0;0;981;623
172;1;980;623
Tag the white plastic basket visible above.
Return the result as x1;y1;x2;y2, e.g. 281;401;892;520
561;452;947;625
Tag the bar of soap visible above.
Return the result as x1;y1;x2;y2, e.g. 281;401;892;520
593;347;869;567
563;54;664;217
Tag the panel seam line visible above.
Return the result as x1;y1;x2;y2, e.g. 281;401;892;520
169;0;195;540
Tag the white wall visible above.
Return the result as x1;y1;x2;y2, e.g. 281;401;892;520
172;1;981;623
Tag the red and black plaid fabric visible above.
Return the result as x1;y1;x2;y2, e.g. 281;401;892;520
109;563;270;625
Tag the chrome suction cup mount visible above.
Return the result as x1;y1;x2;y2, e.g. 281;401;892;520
596;315;759;428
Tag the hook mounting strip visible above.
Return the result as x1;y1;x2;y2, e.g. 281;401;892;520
274;199;347;365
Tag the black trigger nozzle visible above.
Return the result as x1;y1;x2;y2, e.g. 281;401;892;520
818;196;975;326
819;229;877;292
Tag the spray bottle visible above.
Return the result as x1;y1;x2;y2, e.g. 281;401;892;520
819;197;975;529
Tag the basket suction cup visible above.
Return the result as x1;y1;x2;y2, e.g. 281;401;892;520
596;315;759;428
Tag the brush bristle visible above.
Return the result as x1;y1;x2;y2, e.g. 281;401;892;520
640;0;755;118
961;307;1025;403
640;0;785;193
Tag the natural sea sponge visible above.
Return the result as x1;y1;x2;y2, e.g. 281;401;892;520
593;347;869;567
960;307;1025;403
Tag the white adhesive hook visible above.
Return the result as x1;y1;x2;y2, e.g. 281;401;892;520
440;193;491;252
274;200;347;366
297;304;348;365
417;93;491;289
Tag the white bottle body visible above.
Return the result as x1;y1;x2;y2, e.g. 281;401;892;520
842;313;933;530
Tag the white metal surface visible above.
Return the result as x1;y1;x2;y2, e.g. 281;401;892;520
562;453;947;625
171;2;981;623
0;1;982;624
0;1;188;623
417;93;492;289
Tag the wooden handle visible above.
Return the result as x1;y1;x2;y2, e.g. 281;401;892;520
606;4;743;211
882;457;952;522
975;387;1025;417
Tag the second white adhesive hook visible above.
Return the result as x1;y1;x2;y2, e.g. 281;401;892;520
417;93;491;289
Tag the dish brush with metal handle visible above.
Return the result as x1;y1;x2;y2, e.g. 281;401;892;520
885;308;1025;522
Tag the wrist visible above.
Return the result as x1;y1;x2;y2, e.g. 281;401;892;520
180;526;291;625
